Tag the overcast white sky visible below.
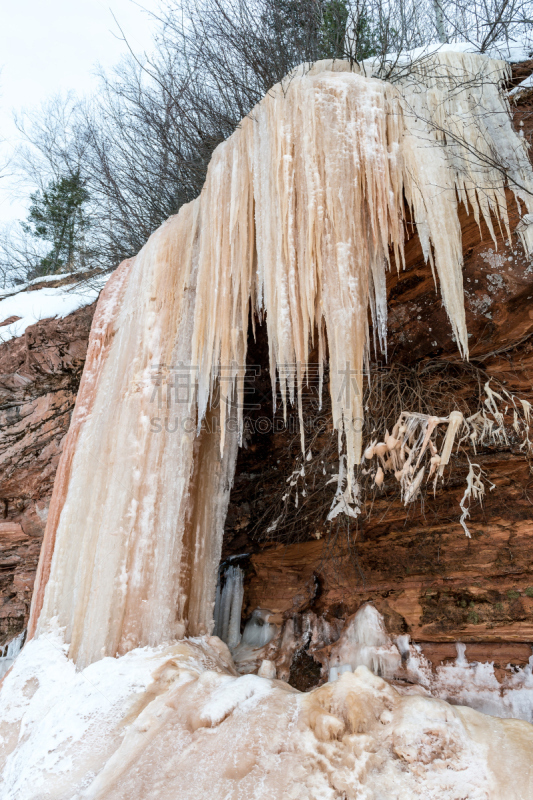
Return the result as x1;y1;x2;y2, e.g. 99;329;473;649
0;0;159;223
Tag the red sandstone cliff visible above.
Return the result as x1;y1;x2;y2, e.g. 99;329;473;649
0;276;96;642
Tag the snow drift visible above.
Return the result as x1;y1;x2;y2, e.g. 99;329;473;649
1;629;533;799
0;274;108;344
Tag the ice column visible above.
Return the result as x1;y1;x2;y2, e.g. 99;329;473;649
214;566;245;649
0;630;25;679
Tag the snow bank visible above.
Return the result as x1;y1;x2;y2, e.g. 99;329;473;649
359;36;533;72
0;271;79;298
0;274;109;343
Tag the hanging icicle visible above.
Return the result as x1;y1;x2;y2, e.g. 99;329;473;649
213;565;245;650
0;630;25;679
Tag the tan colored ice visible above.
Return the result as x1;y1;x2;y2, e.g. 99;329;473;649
1;632;533;799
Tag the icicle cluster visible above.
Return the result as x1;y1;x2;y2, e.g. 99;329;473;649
364;52;533;363
362;379;532;534
0;631;25;680
193;53;533;476
213;565;245;649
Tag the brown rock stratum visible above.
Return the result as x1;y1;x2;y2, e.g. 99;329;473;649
0;281;95;642
2;68;533;685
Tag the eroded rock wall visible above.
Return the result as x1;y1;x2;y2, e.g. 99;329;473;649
0;298;95;642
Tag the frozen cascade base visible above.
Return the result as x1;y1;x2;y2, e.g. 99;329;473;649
1;625;533;800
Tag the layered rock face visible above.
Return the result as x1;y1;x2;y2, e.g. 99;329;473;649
2;65;533;689
0;282;96;642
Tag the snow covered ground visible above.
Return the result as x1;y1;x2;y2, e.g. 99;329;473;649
0;273;109;343
1;629;533;799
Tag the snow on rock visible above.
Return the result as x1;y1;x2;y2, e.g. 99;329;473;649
320;604;533;727
358;37;533;70
0;272;80;297
1;632;533;799
510;73;533;95
0;274;109;344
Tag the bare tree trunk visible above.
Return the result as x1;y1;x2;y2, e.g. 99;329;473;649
433;0;448;42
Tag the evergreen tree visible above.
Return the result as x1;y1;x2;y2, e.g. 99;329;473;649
260;0;349;67
318;0;349;59
348;7;378;60
23;172;89;276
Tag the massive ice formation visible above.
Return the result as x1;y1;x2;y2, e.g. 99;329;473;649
4;50;533;798
25;52;533;670
28;257;240;668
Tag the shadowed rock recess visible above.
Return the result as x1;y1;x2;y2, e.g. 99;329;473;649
3;53;533;799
